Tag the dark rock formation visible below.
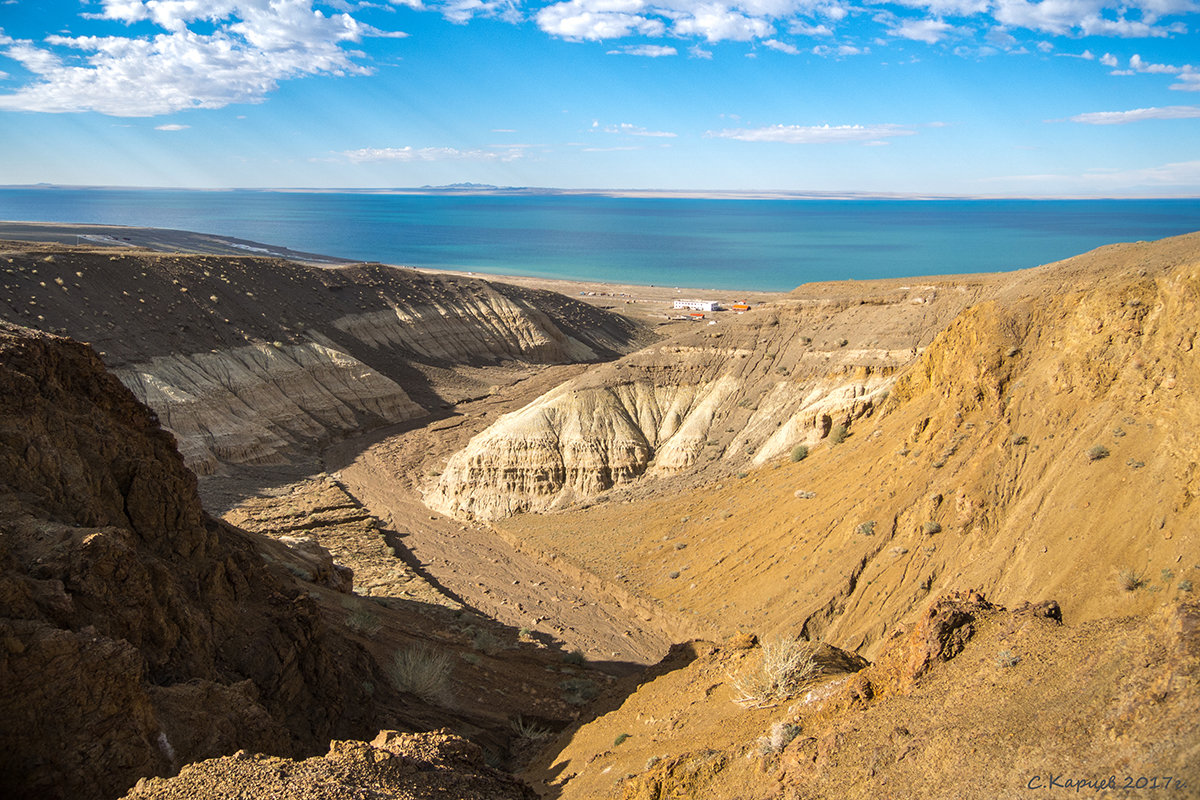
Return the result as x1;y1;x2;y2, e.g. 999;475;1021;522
0;323;379;799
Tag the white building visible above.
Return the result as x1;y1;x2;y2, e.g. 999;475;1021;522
673;299;720;312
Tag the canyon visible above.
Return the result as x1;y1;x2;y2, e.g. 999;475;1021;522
0;229;1197;798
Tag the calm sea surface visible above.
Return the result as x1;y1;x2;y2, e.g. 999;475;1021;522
1;188;1197;291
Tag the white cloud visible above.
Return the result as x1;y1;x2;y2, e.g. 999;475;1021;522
992;0;1195;38
600;121;678;136
763;38;801;53
812;43;865;55
689;43;714;57
340;145;523;162
1130;53;1185;73
887;0;988;14
1100;52;1118;66
438;0;521;24
0;1;402;116
889;17;956;43
607;44;678;55
788;20;833;36
1171;73;1200;91
154;123;190;130
708;122;916;143
535;0;664;41
1123;53;1200;89
1069;105;1200;123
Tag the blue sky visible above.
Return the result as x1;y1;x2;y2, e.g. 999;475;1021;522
0;0;1198;195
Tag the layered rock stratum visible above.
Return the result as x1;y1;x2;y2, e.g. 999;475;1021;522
0;244;645;473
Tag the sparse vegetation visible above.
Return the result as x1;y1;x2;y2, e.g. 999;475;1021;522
856;520;876;536
389;645;453;703
790;444;809;462
1087;444;1110;461
756;721;801;755
731;637;820;708
1179;579;1193;593
1161;568;1175;583
562;649;586;665
1119;568;1148;592
510;715;553;743
830;424;848;444
560;677;599;706
922;521;942;535
996;649;1020;668
614;733;630;746
470;627;504;655
1011;435;1028;445
345;608;382;636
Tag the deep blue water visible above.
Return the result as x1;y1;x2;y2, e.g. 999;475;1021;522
1;188;1197;291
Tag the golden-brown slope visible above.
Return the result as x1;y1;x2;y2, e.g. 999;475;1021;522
524;595;1200;800
500;232;1200;654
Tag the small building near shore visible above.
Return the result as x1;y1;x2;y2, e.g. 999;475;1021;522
674;298;720;312
731;302;751;312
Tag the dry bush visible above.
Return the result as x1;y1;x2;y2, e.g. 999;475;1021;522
390;645;453;703
731;637;819;708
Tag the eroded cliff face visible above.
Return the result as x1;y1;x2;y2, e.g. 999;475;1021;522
0;323;380;799
113;340;425;472
0;246;645;473
425;296;950;521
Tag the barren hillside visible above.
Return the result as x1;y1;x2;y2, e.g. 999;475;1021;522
3;229;1199;800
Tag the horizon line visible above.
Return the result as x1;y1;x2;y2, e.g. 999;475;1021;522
3;183;1199;201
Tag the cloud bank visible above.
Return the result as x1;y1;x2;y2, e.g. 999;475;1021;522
0;0;396;116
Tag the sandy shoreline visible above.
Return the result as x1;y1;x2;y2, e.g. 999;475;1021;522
0;219;788;319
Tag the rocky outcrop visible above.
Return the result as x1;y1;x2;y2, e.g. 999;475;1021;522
0;323;381;799
122;729;537;800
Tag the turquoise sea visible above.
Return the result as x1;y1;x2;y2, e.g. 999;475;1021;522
1;188;1197;291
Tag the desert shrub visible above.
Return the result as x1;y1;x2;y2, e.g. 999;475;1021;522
471;628;504;655
561;677;599;706
996;649;1020;668
390;645;453;703
1011;435;1028;445
922;521;942;535
510;715;553;743
614;733;631;746
756;721;801;755
1118;568;1147;591
1178;579;1193;593
731;637;819;708
830;424;848;444
345;607;382;636
1087;444;1110;461
1162;569;1175;583
855;520;876;536
562;649;586;665
791;444;809;462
